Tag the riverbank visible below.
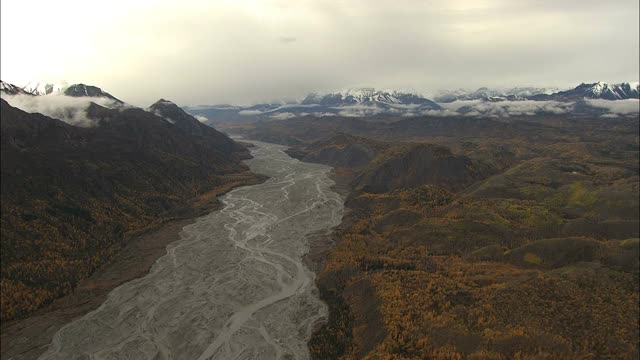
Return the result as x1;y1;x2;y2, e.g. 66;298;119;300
32;140;343;359
302;167;352;274
302;166;359;360
0;173;265;360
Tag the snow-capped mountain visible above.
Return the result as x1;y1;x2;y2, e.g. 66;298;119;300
63;84;124;103
185;88;440;122
186;88;441;123
19;81;126;103
1;80;34;95
185;82;639;123
435;87;559;102
302;88;440;108
531;82;640;101
22;81;68;95
436;83;639;102
581;82;639;99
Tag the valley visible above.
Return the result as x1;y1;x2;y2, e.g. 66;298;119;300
233;111;639;359
37;141;344;360
1;1;638;359
1;78;638;359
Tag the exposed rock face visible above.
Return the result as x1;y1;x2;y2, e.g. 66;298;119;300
0;80;34;95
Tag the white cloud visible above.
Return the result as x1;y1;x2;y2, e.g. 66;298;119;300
269;112;296;120
150;109;176;124
1;93;121;127
435;99;575;117
335;104;405;117
238;110;263;116
1;0;637;106
600;113;620;118
194;114;209;122
585;99;640;114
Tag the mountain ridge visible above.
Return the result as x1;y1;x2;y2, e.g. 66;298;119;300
0;91;258;322
187;82;639;122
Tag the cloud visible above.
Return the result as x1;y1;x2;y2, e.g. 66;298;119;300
194;114;209;122
600;113;620;118
1;0;637;106
435;100;575;117
269;112;296;120
585;99;640;114
150;109;176;124
238;110;264;116
0;93;122;127
335;104;407;117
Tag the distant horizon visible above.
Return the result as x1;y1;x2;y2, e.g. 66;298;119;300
2;78;639;107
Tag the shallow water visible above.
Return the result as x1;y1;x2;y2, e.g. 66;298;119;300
39;141;344;360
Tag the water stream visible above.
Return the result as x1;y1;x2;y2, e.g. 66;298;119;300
39;140;344;360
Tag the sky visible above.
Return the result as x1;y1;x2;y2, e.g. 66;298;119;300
1;0;639;106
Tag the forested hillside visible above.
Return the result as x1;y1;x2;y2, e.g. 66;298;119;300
259;113;639;359
0;99;260;321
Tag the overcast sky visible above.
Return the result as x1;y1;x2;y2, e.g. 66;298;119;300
1;0;638;106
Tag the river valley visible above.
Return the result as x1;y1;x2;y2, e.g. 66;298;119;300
39;141;344;360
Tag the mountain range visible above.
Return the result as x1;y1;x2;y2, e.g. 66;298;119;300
186;82;639;122
1;77;638;360
529;82;640;101
434;86;560;102
2;80;638;122
1;81;124;103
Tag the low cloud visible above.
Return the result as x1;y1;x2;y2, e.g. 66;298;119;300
194;114;208;122
269;112;296;120
150;109;176;124
238;109;263;116
311;112;336;117
336;104;402;117
585;99;640;114
436;100;575;117
1;93;122;127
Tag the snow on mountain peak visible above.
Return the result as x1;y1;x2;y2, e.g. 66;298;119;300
301;88;433;107
434;87;561;102
21;81;69;96
345;87;376;100
1;80;34;96
581;82;640;99
1;81;19;92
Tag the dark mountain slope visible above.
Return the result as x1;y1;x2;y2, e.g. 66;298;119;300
147;99;245;155
286;133;389;169
0;80;34;96
352;143;493;193
244;116;376;145
63;84;123;103
236;113;573;146
0;99;258;321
